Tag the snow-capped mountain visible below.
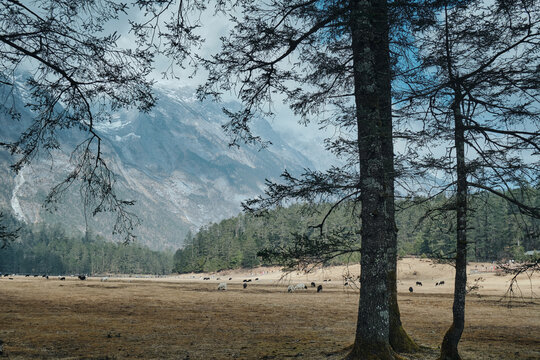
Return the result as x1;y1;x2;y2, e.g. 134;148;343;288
0;79;312;250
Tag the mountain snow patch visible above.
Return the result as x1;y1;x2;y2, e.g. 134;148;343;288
10;169;27;222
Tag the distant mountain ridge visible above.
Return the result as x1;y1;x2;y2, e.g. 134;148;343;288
0;78;313;250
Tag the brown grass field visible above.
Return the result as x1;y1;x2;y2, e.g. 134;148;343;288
0;258;539;359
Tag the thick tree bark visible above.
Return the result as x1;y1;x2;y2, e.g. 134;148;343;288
347;0;396;358
440;91;467;360
380;18;420;356
388;242;420;353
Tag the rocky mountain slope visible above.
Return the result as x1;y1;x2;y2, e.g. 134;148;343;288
0;79;313;250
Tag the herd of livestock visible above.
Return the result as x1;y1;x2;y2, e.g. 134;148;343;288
1;272;446;293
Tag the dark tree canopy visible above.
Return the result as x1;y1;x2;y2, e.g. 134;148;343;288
393;1;540;358
0;0;158;241
0;0;215;241
397;0;540;203
196;0;459;357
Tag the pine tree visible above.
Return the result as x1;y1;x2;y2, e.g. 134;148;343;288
396;1;540;358
197;0;449;357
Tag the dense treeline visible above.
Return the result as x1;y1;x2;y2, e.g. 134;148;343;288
174;189;540;273
396;190;539;260
0;220;173;275
173;203;360;273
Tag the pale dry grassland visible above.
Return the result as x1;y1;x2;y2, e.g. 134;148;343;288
0;258;538;359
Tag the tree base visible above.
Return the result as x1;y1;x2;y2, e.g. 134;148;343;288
390;323;420;353
346;339;403;360
439;325;463;360
388;266;420;353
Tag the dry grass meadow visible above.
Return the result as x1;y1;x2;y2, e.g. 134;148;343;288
0;258;539;359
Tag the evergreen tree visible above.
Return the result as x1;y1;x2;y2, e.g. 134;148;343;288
396;1;540;358
196;1;466;356
0;212;18;248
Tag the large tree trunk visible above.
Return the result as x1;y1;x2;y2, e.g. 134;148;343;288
347;0;396;358
440;90;468;360
379;17;420;355
388;233;420;353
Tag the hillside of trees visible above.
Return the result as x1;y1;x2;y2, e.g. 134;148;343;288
0;217;173;275
1;188;537;276
173;189;540;273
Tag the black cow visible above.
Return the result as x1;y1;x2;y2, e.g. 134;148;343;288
311;282;316;288
243;283;247;289
317;284;323;293
409;287;414;293
416;281;423;286
78;275;86;280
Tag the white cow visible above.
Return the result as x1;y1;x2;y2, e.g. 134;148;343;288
217;282;227;291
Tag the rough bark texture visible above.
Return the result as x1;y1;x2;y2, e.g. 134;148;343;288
440;88;467;360
348;0;396;358
388;264;420;353
380;13;419;354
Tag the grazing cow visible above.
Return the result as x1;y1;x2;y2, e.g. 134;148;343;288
203;277;210;280
294;283;307;290
409;287;414;293
243;283;247;289
229;277;233;281
247;279;252;282
416;281;423;286
46;275;49;279
255;278;259;281
311;282;316;288
317;285;323;293
287;285;295;293
243;279;247;282
217;282;227;291
78;275;86;281
60;276;66;280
